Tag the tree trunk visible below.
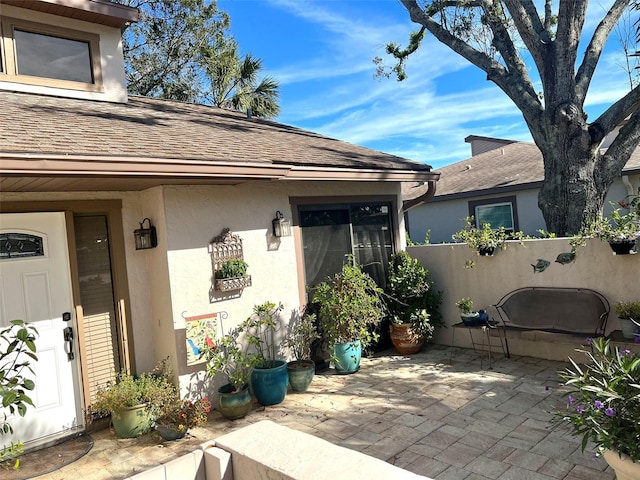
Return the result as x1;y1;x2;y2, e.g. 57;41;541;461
536;115;608;236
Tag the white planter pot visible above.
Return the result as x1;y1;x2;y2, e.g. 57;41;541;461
603;449;640;480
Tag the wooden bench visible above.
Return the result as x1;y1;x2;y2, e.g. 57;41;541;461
488;287;610;357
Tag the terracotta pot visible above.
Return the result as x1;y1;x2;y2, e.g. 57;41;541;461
603;449;640;480
389;323;425;355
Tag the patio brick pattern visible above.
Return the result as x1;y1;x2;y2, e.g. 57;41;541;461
29;345;614;480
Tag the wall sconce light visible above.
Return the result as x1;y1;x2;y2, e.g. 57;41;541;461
272;211;292;237
134;218;158;250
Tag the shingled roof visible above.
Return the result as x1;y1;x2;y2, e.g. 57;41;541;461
0;91;438;192
403;140;640;207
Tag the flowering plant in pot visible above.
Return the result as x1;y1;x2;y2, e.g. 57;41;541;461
551;338;640;477
312;255;384;373
155;397;211;440
384;251;443;355
283;308;319;391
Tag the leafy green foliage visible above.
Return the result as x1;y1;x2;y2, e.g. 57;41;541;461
283;309;319;364
615;301;640;320
202;326;257;392
384;251;443;341
455;297;474;315
1;320;38;465
121;0;231;102
91;362;176;420
215;259;249;279
452;216;524;252
551;338;640;461
203;42;280;118
312;256;384;352
239;301;284;368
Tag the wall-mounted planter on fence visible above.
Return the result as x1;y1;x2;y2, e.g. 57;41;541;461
209;228;251;292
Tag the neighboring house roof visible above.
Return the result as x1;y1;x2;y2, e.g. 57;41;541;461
0;91;438;192
403;140;640;208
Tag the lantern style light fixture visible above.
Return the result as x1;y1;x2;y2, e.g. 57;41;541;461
272;211;292;237
134;218;157;250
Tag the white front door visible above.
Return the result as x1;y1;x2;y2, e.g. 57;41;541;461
0;212;82;449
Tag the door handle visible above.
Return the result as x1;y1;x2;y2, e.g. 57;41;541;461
63;326;74;361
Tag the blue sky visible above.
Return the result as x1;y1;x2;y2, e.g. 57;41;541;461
219;0;636;170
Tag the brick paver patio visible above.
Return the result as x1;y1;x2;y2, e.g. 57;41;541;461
29;345;614;480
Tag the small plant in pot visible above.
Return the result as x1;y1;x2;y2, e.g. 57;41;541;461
202;327;255;420
239;301;289;406
452;216;524;258
614;300;640;341
283;308;319;391
385;251;444;355
155;397;212;441
214;258;251;291
92;362;176;439
455;297;487;326
312;255;384;374
550;338;640;478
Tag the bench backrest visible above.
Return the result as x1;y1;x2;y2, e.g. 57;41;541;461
494;287;609;335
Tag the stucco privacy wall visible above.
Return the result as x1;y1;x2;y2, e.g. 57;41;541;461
0;5;128;102
408;238;640;361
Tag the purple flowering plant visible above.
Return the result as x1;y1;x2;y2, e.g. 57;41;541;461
551;337;640;462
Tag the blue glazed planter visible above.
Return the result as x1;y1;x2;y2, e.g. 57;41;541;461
217;383;252;420
250;360;288;406
333;341;362;374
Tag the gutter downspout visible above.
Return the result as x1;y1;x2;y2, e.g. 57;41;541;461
402;180;438;211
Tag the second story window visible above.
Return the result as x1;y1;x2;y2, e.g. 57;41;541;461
0;17;102;91
14;29;93;84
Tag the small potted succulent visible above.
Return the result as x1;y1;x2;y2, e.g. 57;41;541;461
614;300;640;340
551;338;640;478
283;308;319;391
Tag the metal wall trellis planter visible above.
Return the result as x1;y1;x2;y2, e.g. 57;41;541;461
209;228;252;292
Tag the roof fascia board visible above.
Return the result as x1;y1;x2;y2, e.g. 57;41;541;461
0;153;440;183
428;182;544;203
4;0;140;25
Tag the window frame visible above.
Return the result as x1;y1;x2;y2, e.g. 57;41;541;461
0;16;103;92
468;196;519;232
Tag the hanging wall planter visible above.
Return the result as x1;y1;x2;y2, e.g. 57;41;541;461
209;228;252;292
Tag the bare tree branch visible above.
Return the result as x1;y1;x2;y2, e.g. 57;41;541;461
576;0;631;103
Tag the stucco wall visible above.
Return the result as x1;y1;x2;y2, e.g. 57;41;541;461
408;238;640;360
0;5;128;102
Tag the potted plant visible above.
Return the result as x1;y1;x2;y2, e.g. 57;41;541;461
155;397;212;441
312;255;384;374
452;216;524;256
572;190;640;255
455;297;487;326
551;338;640;478
240;301;289;406
614;300;640;340
214;258;252;291
92;365;176;439
283;308;319;391
202;327;255;420
384;251;444;355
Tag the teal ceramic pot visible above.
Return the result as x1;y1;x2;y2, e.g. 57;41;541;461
111;404;152;438
217;383;252;420
250;360;288;406
333;341;362;374
287;360;315;392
